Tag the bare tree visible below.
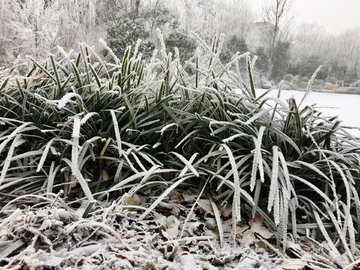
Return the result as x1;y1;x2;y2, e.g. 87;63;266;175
0;0;106;66
330;28;360;81
260;0;295;67
129;0;141;20
214;0;254;40
290;22;327;69
0;0;13;64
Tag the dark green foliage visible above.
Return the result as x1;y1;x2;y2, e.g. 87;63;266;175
254;47;270;76
295;54;327;80
329;59;347;81
328;76;338;84
106;19;155;59
164;32;197;62
283;74;294;82
220;35;248;64
271;41;291;81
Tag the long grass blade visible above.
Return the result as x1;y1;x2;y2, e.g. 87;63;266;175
171;152;199;177
139;175;193;220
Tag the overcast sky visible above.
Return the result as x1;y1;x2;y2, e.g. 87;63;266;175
249;0;360;34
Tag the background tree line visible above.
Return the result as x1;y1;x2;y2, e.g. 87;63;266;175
1;0;360;84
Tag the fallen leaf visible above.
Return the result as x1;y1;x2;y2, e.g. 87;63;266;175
114;253;135;266
166;215;180;238
220;202;232;217
239;230;256;247
249;215;273;239
164;241;179;259
142;259;156;270
197;199;213;215
205;217;217;230
235;225;250;235
281;260;305;270
169;190;182;201
187;222;205;236
170;205;180;216
212;253;229;265
182;188;199;203
123;194;140;207
255;239;267;251
157;201;173;211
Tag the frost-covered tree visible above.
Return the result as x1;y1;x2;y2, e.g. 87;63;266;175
174;0;218;40
254;47;270;77
0;0;104;66
143;3;178;39
0;0;13;64
58;0;103;50
220;35;248;64
95;0;149;23
260;0;294;78
271;41;291;81
331;28;360;81
289;23;327;77
106;19;155;59
214;0;254;40
0;0;64;61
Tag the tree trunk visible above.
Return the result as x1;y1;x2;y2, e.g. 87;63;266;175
130;0;141;20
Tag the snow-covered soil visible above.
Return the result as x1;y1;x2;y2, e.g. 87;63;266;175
254;89;360;138
0;191;344;269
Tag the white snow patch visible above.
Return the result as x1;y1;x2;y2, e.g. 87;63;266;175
251;89;360;137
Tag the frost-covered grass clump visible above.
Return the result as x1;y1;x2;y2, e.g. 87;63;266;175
1;34;360;262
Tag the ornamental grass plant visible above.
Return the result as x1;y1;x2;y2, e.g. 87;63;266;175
1;33;360;266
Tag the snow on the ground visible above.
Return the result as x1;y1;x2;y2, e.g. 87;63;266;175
254;89;360;138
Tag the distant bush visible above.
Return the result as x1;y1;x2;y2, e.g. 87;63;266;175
324;82;339;90
164;32;197;63
271;41;291;80
220;35;248;64
254;46;270;76
291;74;308;88
106;18;155;59
328;76;338;85
313;79;324;86
297;54;325;79
283;74;294;82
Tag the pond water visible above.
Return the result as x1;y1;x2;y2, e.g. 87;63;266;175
252;89;360;138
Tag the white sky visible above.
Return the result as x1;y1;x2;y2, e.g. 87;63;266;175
249;0;360;34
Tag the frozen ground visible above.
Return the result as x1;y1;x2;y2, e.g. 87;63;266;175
0;196;343;269
254;89;360;138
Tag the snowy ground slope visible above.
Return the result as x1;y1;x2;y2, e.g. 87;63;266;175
252;89;360;138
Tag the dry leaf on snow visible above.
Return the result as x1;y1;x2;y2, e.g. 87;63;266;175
249;215;273;239
281;260;305;270
239;230;256;247
197;199;213;215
